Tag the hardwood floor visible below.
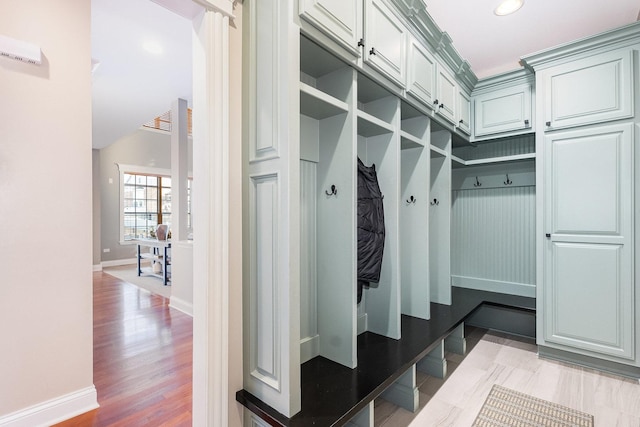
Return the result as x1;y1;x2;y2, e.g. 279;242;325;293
375;327;640;426
54;271;192;427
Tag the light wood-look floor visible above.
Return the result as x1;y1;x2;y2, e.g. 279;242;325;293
54;272;193;427
375;327;640;427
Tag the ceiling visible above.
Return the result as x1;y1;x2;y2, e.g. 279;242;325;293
91;0;640;149
424;0;640;79
91;0;201;149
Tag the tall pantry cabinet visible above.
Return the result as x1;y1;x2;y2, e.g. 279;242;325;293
522;23;640;377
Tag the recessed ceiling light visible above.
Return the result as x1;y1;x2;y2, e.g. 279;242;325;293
142;41;163;55
494;0;524;16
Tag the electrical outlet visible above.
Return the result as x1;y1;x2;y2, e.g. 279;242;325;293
103;248;110;253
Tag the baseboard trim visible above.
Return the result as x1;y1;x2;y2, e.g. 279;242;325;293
169;296;194;317
451;276;535;298
92;264;102;272
0;386;98;427
101;258;139;268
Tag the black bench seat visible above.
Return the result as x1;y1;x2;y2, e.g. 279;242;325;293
236;287;535;426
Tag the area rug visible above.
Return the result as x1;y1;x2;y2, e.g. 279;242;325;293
472;384;594;427
103;265;171;299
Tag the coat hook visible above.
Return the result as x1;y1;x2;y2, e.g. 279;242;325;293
504;174;513;185
430;198;439;206
325;184;337;196
406;195;416;204
474;176;482;187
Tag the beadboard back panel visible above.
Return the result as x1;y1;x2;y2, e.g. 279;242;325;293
451;185;536;297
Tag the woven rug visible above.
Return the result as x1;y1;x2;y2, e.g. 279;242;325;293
472;384;594;427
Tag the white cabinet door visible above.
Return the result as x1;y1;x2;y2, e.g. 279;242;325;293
435;66;457;124
542;48;633;130
456;90;470;135
473;84;532;137
364;0;407;87
299;0;363;57
544;123;634;361
406;36;436;109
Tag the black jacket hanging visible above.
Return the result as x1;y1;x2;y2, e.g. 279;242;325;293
357;157;385;303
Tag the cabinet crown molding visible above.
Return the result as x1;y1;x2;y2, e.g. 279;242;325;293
471;68;534;96
521;20;640;71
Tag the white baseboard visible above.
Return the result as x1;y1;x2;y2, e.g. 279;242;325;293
169;296;193;317
101;258;139;268
92;264;102;272
451;275;536;298
0;386;98;427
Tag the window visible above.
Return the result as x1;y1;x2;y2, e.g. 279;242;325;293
118;164;192;242
123;173;172;240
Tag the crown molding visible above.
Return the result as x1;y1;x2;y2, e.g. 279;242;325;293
192;0;235;18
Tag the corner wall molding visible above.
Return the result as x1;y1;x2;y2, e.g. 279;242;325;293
192;0;235;18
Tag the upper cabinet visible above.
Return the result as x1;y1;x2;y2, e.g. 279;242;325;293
539;48;634;131
299;0;363;57
435;66;457;124
406;35;436;109
473;82;533;139
456;89;471;135
364;0;408;87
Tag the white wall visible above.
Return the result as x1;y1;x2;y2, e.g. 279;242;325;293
0;0;95;421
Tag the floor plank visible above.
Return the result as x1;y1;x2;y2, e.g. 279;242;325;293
376;327;640;427
54;272;192;426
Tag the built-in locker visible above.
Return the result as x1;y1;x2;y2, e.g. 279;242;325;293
299;37;358;368
399;101;430;320
429;126;451;305
356;74;401;340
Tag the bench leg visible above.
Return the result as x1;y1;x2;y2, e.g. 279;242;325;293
346;401;374;427
445;323;467;355
416;340;447;379
380;365;419;413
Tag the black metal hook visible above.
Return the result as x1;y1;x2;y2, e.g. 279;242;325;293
474;176;482;187
430;198;439;206
406;195;416;204
504;174;513;185
325;184;337;196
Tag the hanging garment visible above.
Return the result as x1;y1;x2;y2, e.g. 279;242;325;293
357;157;385;303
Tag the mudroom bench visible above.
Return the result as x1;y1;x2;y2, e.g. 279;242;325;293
236;287;535;426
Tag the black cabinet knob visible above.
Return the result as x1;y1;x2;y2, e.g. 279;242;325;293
545;233;551;238
358;38;364;47
524;119;530;126
546;121;551;127
369;47;376;55
459;119;464;124
433;99;439;105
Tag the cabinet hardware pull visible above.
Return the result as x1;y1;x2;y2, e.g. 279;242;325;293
358;38;364;47
433;99;439;105
504;174;513;185
439;103;444;109
546;121;551;127
406;195;416;204
369;47;376;55
430;198;439;206
474;176;482;187
524;119;530;126
459;119;464;124
545;233;551;238
325;184;337;196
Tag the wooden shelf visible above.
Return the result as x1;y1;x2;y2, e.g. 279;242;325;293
429;144;448;158
451;152;536;167
357;110;394;137
400;130;425;149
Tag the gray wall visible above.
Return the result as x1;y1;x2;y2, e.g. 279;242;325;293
93;149;101;266
98;129;184;263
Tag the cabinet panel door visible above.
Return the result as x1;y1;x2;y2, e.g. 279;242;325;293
364;0;407;87
299;0;363;57
473;84;532;137
543;48;633;130
457;90;470;135
406;37;436;109
436;66;456;124
544;123;634;361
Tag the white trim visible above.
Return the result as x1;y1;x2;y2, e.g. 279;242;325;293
101;257;139;268
92;264;102;272
192;0;235;18
451;275;536;298
170;296;194;317
0;386;97;427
